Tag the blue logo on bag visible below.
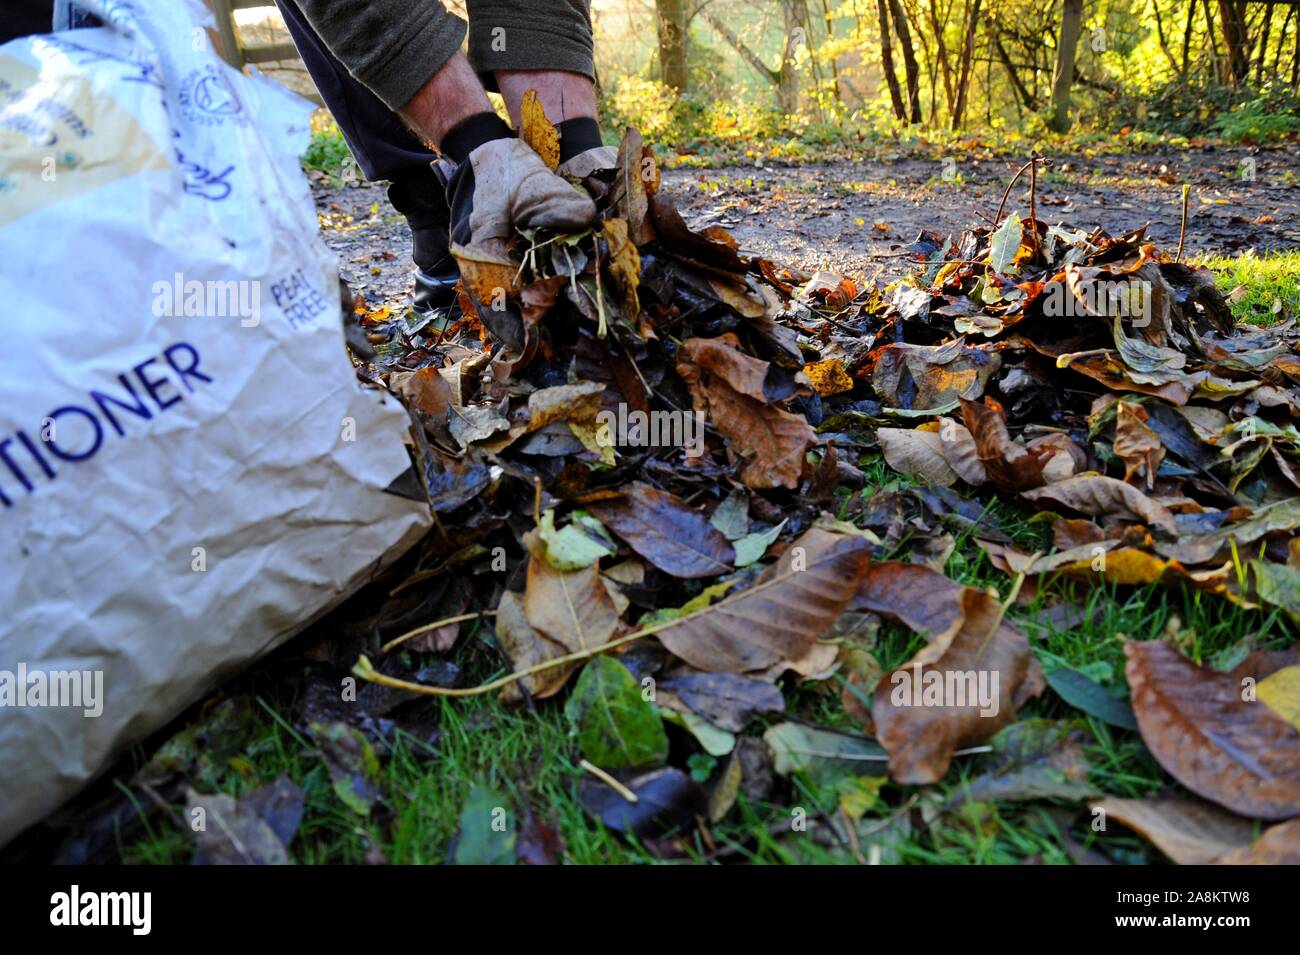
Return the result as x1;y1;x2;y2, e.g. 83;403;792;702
178;67;244;126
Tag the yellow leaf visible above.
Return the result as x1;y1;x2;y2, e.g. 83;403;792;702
603;218;641;318
1258;666;1300;732
803;358;854;397
520;89;560;172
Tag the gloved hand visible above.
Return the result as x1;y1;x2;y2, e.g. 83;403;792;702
446;137;597;247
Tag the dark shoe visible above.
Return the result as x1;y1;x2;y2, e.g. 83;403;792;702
387;166;460;313
412;267;461;317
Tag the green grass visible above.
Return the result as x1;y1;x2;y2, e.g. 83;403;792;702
1199;250;1300;326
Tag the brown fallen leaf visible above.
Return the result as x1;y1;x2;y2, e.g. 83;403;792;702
876;428;959;487
654;527;872;673
936;416;987;485
495;590;574;701
1113;401;1165;489
521;381;605;433
1021;475;1176;533
585;483;735;579
524;558;619;659
959;397;1049;491
1052;518;1104;549
390;366;453;421
850;561;967;637
872;340;1002;411
872;586;1044;783
1090;796;1257;864
1125;640;1300;820
679;334;771;401
678;337;814;490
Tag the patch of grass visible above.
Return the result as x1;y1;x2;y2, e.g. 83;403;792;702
1198;250;1300;325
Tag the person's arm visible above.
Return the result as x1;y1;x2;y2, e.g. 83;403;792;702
292;0;467;114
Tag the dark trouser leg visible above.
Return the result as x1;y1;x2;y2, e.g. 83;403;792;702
0;1;53;43
275;0;458;308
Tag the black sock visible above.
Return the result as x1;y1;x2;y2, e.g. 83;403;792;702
439;111;513;164
556;117;603;164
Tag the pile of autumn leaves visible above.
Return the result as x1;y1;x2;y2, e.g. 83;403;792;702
357;119;1299;862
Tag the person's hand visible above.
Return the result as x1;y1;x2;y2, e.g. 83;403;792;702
447;138;597;246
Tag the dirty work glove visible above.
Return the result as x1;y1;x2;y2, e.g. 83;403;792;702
443;126;597;246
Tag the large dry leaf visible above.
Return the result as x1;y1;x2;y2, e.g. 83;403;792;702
1113;401;1165;489
521;381;605;433
520;89;560;171
1125;640;1300;820
1021;475;1176;532
524;558;619;656
678;365;814;492
849;561;967;638
495;590;573;702
872;587;1043;784
959;397;1049;491
586;483;735;579
654;528;873;673
680;334;770;401
1090;796;1257;864
876;428;959;487
936;416;987;485
602;218;641;318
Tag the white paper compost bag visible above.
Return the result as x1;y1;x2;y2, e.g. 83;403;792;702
0;0;431;845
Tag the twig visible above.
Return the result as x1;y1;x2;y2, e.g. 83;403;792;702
381;610;497;655
353;563;814;697
1028;150;1040;263
993;156;1050;228
1175;183;1191;263
579;760;638;802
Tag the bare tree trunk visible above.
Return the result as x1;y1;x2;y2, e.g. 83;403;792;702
876;0;908;121
1276;5;1296;80
889;0;923;122
929;0;956;117
1181;0;1196;73
655;0;689;94
1218;0;1251;83
1255;2;1274;82
1294;11;1300;86
778;0;802;113
1048;0;1084;133
951;0;981;130
1203;0;1225;83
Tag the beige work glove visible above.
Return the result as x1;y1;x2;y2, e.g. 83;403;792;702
448;137;597;246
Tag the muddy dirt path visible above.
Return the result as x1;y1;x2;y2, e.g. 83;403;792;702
316;145;1299;310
